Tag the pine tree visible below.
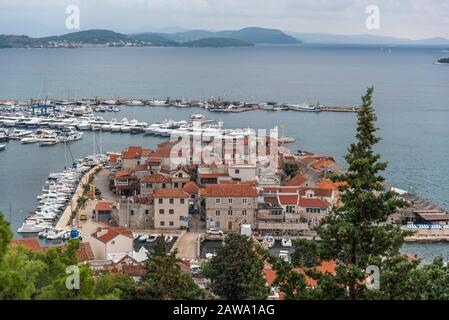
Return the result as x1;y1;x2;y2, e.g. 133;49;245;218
202;233;269;300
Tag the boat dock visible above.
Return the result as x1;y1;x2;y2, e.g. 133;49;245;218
0;97;359;113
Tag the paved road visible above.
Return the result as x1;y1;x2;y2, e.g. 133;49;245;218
94;168;116;201
173;231;200;260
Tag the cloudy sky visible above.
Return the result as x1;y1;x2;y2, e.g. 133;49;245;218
1;0;448;39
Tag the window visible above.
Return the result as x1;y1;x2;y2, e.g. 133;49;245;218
160;221;165;226
228;198;233;204
235;169;240;174
158;198;163;204
215;198;221;204
180;198;185;204
111;241;115;245
169;198;174;204
228;210;233;216
169;209;174;215
148;183;152;188
242;209;247;216
130;210;134;216
216;210;220;216
179;173;183;178
145;209;149;215
162;183;166;188
242;198;247;204
159;209;164;214
174;182;179;188
286;206;294;213
169;221;174;226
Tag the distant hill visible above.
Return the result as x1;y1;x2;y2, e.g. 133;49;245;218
0;29;138;48
183;37;254;47
44;29;129;43
287;32;449;46
128;33;179;46
159;27;300;44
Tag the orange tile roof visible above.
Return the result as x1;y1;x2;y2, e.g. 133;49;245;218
183;181;200;194
94;226;133;243
286;175;308;186
115;169;134;178
264;260;336;293
311;158;335;170
278;195;299;205
318;180;348;190
149;148;171;158
76;242;95;262
141;148;153;157
205;184;258;197
134;164;148;171
10;238;43;252
298;198;331;208
96;201;115;212
122;146;142;159
153;188;189;198
146;157;162;164
108;153;121;164
140;173;170;184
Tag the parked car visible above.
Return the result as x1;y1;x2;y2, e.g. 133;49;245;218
207;228;223;236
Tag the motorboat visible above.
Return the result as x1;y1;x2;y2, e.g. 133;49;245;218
0;144;6;151
21;136;39;144
17;220;50;233
146;234;158;243
263;236;275;248
9;129;32;140
139;234;149;242
281;238;292;247
164;235;174;243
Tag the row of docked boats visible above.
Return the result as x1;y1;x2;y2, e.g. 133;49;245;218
0;98;323;113
1;127;83;145
16;157;103;235
261;236;293;248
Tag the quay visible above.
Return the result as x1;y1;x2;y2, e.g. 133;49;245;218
0;97;359;113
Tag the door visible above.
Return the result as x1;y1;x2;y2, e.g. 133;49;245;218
228;221;233;231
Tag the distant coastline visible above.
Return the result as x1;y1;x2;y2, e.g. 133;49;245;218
0;28;298;49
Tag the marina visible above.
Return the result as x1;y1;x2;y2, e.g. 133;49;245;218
0;97;358;114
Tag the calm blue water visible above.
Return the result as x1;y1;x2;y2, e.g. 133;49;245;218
0;45;448;261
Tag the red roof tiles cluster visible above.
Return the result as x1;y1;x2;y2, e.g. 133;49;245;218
140;173;170;184
96;201;115;212
10;238;43;252
285;175;309;186
205;184;258;197
93;226;133;243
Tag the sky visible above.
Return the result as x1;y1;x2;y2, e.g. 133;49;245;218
0;0;448;39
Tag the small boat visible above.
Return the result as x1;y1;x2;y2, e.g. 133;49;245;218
281;238;292;247
146;234;158;243
0;144;6;151
263;236;275;248
21;136;39;144
139;234;149;242
164;235;174;243
133;234;140;240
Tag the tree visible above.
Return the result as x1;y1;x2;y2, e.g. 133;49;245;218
290;238;320;268
202;233;269;300
283;163;298;178
276;87;412;300
0;211;12;261
132;250;203;300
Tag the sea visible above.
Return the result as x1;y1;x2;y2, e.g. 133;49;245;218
0;44;448;263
